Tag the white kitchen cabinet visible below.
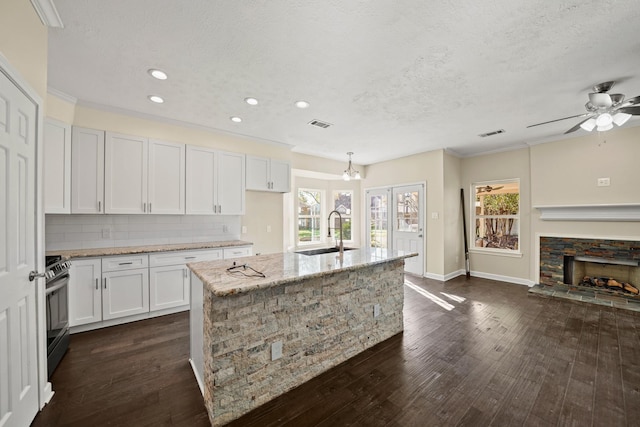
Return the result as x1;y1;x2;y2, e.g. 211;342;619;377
246;155;290;192
149;249;222;311
223;246;252;259
69;258;102;327
44;118;72;213
102;268;150;320
71;127;105;214
148;139;185;214
186;146;245;215
104;132;148;214
105;133;186;214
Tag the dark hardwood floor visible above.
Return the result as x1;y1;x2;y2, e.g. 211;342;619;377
33;275;640;426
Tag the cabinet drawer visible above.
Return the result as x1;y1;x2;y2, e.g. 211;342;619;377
149;249;222;267
102;254;149;272
223;246;252;259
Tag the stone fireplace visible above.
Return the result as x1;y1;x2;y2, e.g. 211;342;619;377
535;236;640;309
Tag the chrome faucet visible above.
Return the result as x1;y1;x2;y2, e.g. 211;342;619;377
327;210;344;255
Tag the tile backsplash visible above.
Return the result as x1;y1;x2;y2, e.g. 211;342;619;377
45;214;242;251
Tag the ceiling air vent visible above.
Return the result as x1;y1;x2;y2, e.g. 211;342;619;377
308;119;332;129
479;129;505;138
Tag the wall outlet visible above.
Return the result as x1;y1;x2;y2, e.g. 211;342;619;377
373;303;381;318
266;225;272;233
597;177;610;187
431;212;439;219
271;341;283;361
102;228;111;239
222;225;229;233
241;225;247;234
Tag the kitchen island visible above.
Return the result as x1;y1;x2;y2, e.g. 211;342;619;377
188;248;415;426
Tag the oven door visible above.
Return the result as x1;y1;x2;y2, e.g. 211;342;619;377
46;273;70;377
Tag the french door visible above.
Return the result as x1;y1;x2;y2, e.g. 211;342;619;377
366;184;425;275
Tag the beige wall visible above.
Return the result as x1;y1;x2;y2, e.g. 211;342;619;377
461;148;532;283
443;151;462;276
363;149;444;276
0;0;47;100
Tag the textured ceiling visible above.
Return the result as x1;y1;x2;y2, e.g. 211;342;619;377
47;0;640;165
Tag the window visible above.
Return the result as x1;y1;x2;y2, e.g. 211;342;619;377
298;189;323;243
472;180;520;253
333;191;352;241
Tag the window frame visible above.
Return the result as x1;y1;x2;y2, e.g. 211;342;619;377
470;179;521;256
296;188;325;246
332;190;354;244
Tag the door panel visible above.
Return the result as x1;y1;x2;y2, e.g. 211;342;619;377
217;151;245;214
186;146;216;214
366;189;390;249
0;66;39;427
392;185;424;275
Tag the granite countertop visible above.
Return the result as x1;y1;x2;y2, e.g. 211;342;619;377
46;240;253;260
188;248;416;297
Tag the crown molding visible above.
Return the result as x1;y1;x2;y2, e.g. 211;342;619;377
47;87;77;104
30;0;64;28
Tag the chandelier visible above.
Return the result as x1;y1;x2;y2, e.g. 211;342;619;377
342;152;360;181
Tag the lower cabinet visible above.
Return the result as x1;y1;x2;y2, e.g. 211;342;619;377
68;246;250;331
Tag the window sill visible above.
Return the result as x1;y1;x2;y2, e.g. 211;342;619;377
469;248;523;258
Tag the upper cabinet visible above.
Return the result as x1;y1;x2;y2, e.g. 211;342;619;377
186;146;245;215
104;133;185;214
71;127;105;214
44;118;72;213
246;155;290;193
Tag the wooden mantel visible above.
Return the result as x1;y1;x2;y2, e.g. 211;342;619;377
534;204;640;221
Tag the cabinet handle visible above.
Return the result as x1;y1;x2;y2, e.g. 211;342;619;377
184;256;196;260
119;262;133;265
213;204;217;213
143;202;147;213
184;269;188;278
103;277;107;289
218;204;222;214
150;203;152;213
98;201;101;212
95;278;98;290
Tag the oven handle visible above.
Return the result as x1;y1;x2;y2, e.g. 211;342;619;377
46;277;69;295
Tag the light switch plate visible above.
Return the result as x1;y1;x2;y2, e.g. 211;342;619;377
597;177;610;187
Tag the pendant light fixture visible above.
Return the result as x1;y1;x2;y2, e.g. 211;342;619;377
342;152;361;181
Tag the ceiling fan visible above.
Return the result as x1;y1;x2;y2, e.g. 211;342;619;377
527;81;640;134
477;185;503;194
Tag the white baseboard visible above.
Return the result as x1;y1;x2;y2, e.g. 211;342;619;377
70;305;189;334
423;269;534;287
189;358;204;396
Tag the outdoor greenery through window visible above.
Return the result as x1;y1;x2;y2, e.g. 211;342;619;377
298;189;322;243
473;181;520;252
333;191;352;241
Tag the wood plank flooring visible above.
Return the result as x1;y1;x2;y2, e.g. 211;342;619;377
32;275;640;426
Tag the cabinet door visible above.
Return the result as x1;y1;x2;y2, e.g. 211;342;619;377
105;132;148;214
69;259;102;327
102;268;150;320
148;139;185;214
44;118;71;213
149;265;190;311
217;151;245;215
71;127;104;214
245;155;270;191
270;159;291;193
186;146;216;214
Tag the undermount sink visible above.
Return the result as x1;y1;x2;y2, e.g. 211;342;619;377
295;247;356;256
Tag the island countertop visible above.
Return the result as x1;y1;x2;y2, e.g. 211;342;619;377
188;248;416;297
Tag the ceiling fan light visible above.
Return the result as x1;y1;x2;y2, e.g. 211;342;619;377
597;123;614;132
613;112;632;126
580;118;597;132
595;113;613;127
589;93;613;108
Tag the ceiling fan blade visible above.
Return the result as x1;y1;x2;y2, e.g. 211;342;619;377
593;81;615;93
623;95;640;106
527;113;590;128
564;116;594;134
618;106;640;115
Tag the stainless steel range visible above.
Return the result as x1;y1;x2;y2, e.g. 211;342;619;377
45;255;71;378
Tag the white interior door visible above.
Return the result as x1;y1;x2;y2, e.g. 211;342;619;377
392;184;425;275
366;188;391;249
0;65;40;427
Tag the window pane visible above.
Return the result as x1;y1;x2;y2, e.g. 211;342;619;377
298;189;322;242
369;195;387;248
396;191;419;232
333;218;351;240
334;191;352;216
473;182;520;251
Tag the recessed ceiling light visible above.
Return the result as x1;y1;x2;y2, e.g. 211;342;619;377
148;95;164;103
230;116;242;123
295;100;310;109
245;97;258;106
148;69;168;80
